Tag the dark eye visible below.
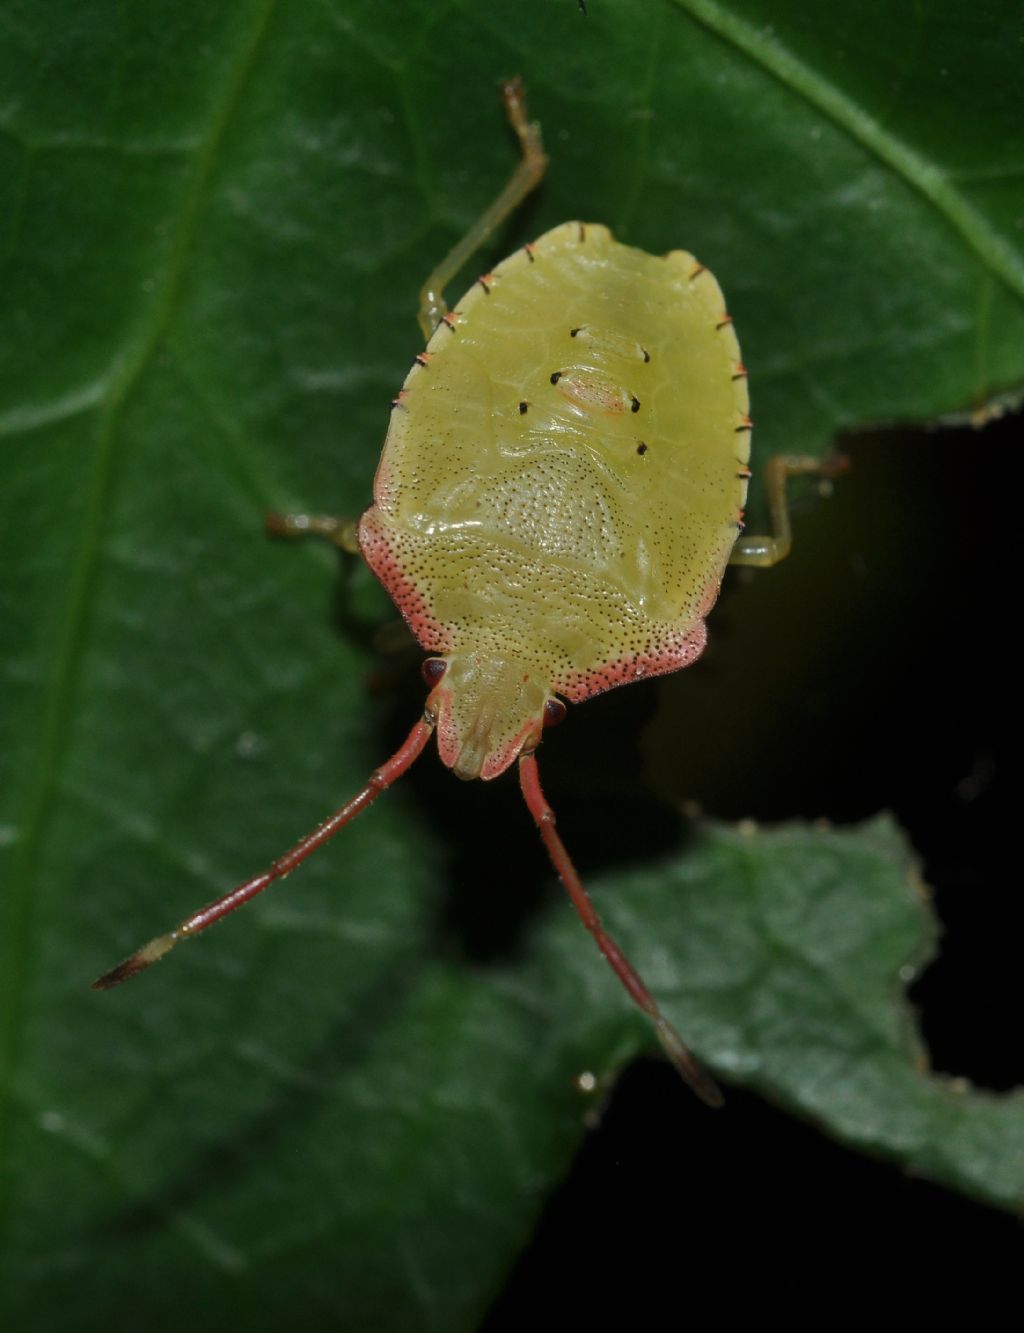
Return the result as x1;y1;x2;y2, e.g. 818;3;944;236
421;658;447;687
543;697;567;728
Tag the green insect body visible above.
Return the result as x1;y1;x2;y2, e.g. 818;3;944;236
361;222;749;780
95;80;832;1109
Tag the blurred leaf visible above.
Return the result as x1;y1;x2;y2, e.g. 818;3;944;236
1;1;1022;1328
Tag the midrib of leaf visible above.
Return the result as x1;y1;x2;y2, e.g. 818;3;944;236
668;0;1024;303
0;0;278;1245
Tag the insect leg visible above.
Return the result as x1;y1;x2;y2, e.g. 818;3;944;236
417;76;548;339
729;453;848;567
92;716;435;989
518;752;723;1107
265;511;361;554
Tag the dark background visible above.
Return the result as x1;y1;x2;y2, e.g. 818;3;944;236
486;411;1022;1324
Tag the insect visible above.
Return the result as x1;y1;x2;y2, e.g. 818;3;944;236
94;79;838;1107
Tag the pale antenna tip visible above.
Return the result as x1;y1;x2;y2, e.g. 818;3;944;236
91;932;177;991
655;1017;724;1108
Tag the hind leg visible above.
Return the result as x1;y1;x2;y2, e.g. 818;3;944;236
417;78;547;339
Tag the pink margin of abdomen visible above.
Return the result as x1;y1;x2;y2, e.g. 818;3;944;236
358;509;451;653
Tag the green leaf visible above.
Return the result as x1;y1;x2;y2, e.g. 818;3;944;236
1;1;1021;1327
611;819;1024;1211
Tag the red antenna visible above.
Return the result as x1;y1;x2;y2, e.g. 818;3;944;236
91;717;434;989
93;714;720;1105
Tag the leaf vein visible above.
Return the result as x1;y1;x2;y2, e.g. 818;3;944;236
0;0;280;1247
667;0;1024;302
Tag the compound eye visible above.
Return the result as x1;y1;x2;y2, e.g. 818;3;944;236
543;697;567;728
421;658;447;688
